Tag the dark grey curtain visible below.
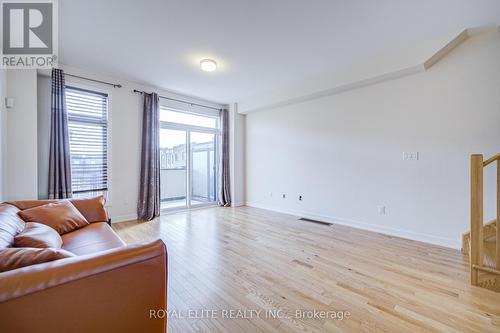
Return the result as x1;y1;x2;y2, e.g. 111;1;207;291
138;93;160;221
48;68;73;199
219;109;231;207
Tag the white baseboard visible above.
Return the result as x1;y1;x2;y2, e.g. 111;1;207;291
245;201;461;250
231;201;245;207
111;213;138;223
111;203;220;223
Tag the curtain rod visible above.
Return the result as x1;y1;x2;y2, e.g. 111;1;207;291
133;89;222;111
65;73;122;88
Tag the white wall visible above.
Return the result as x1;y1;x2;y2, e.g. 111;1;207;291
245;30;500;249
4;69;38;201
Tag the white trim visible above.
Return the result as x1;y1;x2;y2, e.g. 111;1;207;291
160;104;220;121
423;29;469;69
111;213;137;223
239;29;471;114
245;201;461;250
111;204;221;224
159;97;221;118
162;203;219;215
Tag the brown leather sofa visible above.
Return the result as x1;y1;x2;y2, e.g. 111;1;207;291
0;199;167;333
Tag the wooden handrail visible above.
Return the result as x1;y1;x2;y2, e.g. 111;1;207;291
472;264;500;275
483;153;500;167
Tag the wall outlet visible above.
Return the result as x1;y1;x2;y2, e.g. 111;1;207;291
378;206;386;215
269;192;273;198
299;195;303;201
282;194;286;199
5;97;14;108
403;152;419;160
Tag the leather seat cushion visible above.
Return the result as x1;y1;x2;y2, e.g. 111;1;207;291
0;247;75;272
61;222;125;255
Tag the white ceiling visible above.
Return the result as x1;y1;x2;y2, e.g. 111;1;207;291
59;0;500;106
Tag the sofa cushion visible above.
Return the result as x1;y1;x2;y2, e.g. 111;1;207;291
8;197;109;223
14;222;63;248
0;204;25;249
70;196;109;223
62;222;125;255
18;201;90;235
0;247;75;272
6;200;55;210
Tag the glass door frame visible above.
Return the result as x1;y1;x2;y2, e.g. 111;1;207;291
160;119;219;212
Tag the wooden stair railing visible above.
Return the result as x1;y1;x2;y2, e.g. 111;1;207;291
462;219;496;255
470;153;500;290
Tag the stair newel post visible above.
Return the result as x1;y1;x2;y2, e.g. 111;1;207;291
496;160;500;269
470;154;484;285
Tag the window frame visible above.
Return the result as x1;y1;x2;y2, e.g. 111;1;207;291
65;81;112;206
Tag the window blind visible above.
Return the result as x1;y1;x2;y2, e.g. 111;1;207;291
66;86;108;198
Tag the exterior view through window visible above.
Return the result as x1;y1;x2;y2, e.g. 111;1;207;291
160;108;218;210
66;86;109;199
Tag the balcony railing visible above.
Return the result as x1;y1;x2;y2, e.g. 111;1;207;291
160;168;216;204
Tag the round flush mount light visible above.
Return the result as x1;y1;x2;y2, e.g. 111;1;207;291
200;59;217;72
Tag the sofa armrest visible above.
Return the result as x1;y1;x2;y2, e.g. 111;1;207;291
0;239;167;333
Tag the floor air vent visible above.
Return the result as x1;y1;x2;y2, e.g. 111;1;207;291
299;218;332;226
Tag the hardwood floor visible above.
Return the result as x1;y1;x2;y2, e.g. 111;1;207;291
113;206;500;333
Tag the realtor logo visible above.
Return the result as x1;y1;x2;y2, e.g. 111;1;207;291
1;0;58;68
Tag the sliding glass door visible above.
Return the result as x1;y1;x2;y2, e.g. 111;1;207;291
160;108;219;211
160;128;187;210
190;131;216;206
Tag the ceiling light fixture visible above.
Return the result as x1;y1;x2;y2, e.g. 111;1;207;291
200;59;217;72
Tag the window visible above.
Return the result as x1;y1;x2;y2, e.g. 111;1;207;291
159;106;219;210
66;86;108;199
160;109;217;128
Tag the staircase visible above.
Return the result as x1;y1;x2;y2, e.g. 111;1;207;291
462;153;500;292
